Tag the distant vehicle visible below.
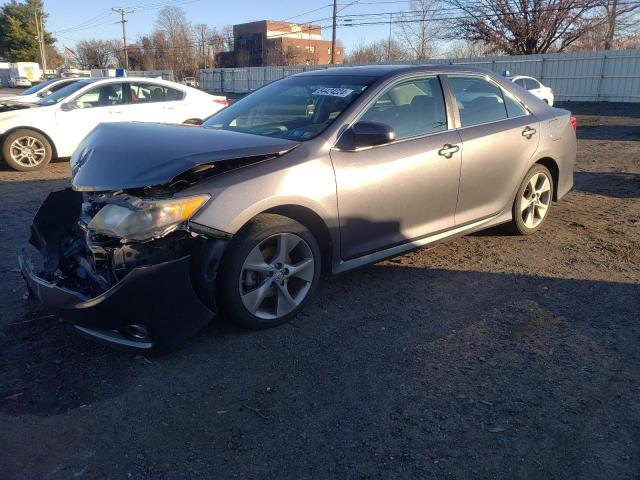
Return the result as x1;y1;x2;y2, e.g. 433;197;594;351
20;65;576;351
8;62;41;83
9;76;32;88
0;76;228;171
510;75;554;106
0;78;78;104
183;77;198;88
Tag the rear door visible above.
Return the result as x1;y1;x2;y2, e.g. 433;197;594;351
446;74;539;225
128;82;186;124
330;75;462;260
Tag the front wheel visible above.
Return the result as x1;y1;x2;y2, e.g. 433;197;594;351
2;129;53;171
506;164;553;235
216;213;322;329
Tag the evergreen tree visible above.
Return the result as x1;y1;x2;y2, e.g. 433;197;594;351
0;0;55;62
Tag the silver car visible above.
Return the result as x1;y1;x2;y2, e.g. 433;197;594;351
20;65;576;351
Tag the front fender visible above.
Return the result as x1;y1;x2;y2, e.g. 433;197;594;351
186;148;339;236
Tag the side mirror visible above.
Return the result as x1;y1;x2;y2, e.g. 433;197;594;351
60;100;81;112
337;121;396;150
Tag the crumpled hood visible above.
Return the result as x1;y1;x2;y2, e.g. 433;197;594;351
71;122;300;192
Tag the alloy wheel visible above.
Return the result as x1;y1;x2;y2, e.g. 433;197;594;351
10;136;47;168
521;172;551;229
239;232;315;320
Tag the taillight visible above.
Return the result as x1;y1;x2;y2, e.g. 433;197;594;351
570;116;577;132
213;98;228;107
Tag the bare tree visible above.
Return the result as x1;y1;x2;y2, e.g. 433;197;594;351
395;0;441;59
445;0;602;54
221;24;234;52
75;39;119;69
155;6;197;79
444;39;491;58
600;0;640;49
346;39;411;64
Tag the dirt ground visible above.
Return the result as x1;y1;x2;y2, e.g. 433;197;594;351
0;103;639;480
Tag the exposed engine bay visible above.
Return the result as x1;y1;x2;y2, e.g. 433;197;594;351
25;188;214;299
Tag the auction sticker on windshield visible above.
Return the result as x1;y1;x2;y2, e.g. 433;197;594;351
312;87;354;98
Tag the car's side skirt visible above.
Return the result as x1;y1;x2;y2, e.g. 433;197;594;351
332;209;512;275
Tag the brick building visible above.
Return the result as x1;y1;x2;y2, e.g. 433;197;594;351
229;20;343;67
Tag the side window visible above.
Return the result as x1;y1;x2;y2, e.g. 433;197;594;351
514;78;526;88
165;87;183;101
503;91;528;118
74;83;123;108
360;76;447;140
448;75;508;127
130;83;185;104
527;78;541;90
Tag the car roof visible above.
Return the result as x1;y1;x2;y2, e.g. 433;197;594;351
76;76;182;86
295;64;495;79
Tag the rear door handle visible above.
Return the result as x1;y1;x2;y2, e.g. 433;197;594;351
438;144;460;158
522;126;537;138
109;109;123;114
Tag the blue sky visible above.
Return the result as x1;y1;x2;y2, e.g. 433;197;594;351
43;0;407;54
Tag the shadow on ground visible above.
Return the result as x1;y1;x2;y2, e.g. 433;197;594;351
577;125;640;142
1;264;639;478
574;171;640;198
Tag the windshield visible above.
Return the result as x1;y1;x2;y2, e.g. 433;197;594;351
203;75;375;141
37;81;90;106
19;79;55;96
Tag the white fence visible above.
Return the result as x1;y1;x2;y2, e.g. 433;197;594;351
200;49;640;102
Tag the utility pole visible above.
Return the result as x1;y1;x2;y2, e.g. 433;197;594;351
112;7;134;69
199;25;207;69
330;0;337;64
387;12;392;62
40;14;48;72
34;12;47;72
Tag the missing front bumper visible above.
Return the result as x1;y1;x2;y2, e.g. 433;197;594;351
20;252;214;351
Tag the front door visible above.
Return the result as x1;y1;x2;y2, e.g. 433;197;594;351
330;75;462;260
446;75;540;225
55;82;128;156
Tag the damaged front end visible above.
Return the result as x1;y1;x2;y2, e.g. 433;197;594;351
19;188;226;352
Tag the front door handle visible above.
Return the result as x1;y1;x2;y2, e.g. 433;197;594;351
438;144;460;158
522;126;537;138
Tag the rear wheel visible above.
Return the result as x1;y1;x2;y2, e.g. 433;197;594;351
216;214;321;329
2;129;53;171
506;164;553;235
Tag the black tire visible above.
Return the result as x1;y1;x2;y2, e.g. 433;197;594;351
215;213;322;329
2;129;53;171
506;164;554;235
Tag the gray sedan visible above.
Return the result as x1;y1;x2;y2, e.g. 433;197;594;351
21;65;576;351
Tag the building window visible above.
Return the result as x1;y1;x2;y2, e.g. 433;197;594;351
305;45;315;53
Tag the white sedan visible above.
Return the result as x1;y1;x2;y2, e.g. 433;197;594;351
1;78;79;104
510;76;554;106
9;76;32;88
0;76;228;171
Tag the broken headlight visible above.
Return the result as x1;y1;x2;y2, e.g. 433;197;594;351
87;194;210;241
